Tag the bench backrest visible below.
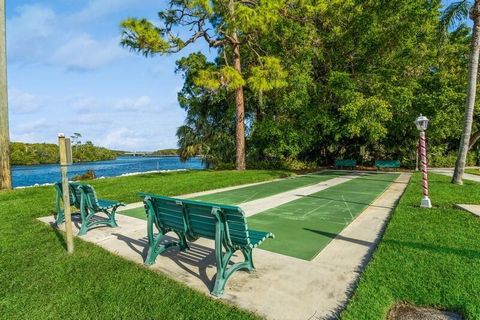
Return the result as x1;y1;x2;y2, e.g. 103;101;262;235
78;184;100;210
335;159;357;167
375;160;400;168
140;194;250;247
146;196;188;233
55;182;82;208
183;198;250;247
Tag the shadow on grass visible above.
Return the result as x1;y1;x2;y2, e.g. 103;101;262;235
50;223;68;251
303;228;373;247
383;239;480;258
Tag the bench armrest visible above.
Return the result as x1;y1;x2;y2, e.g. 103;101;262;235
211;207;234;249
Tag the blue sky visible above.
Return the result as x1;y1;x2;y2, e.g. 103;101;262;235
5;0;458;151
6;0;215;151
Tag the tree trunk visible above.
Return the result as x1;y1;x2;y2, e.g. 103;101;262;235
452;0;480;185
227;0;246;170
232;33;246;170
0;1;11;190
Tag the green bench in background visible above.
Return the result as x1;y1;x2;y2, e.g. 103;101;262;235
54;182;82;225
54;183;124;235
140;193;275;296
335;159;357;169
374;160;400;171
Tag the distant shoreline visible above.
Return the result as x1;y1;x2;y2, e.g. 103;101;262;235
13;168;190;189
12;155;192;167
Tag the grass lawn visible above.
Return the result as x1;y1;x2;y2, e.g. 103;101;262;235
0;170;289;320
465;168;480;176
341;173;480;319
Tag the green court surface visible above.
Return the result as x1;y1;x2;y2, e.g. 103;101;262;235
120;171;399;261
119;171;344;219
247;172;399;260
190;171;346;205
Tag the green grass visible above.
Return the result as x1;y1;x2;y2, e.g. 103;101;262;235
248;173;399;260
465;168;480;176
0;170;289;320
341;173;480;319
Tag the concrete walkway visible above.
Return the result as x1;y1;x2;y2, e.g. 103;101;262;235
431;168;480;183
38;172;411;320
455;204;480;217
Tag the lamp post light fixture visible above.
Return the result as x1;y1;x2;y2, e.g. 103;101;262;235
415;114;432;208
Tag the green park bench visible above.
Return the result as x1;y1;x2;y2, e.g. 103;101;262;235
54;182;82;225
374;160;400;171
54;183;124;235
335;159;357;169
139;193;275;296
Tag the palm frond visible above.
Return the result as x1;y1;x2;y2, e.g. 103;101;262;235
440;0;472;35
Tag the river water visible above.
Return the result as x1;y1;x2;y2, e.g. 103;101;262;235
12;156;205;188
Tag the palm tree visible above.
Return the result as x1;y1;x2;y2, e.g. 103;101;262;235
441;0;480;184
0;0;11;190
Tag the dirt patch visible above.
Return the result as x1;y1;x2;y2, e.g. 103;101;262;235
388;303;462;320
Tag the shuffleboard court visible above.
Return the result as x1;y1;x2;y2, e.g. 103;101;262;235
190;171;347;205
247;172;400;260
119;171;346;219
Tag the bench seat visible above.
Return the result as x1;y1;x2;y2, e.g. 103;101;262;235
97;199;122;209
139;193;274;296
248;230;274;248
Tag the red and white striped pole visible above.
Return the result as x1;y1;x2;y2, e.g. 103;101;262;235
415;114;432;208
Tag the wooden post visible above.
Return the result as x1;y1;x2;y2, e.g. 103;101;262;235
58;134;74;253
0;1;12;190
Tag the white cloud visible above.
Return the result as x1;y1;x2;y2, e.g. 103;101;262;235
73;113;112;126
69;0;139;24
52;34;127;71
7;3;129;71
113;96;152;111
100;127;146;150
9;89;43;114
15;118;50;134
7;5;57;62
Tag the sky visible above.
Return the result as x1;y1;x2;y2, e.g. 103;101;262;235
5;0;458;151
6;0;215;151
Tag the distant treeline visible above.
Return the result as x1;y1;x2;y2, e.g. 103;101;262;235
152;149;179;156
10;141;117;165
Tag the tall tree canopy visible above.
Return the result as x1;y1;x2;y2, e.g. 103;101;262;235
122;0;476;169
120;0;287;170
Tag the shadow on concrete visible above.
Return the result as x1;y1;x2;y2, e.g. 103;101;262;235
112;233;234;292
303;228;373;247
